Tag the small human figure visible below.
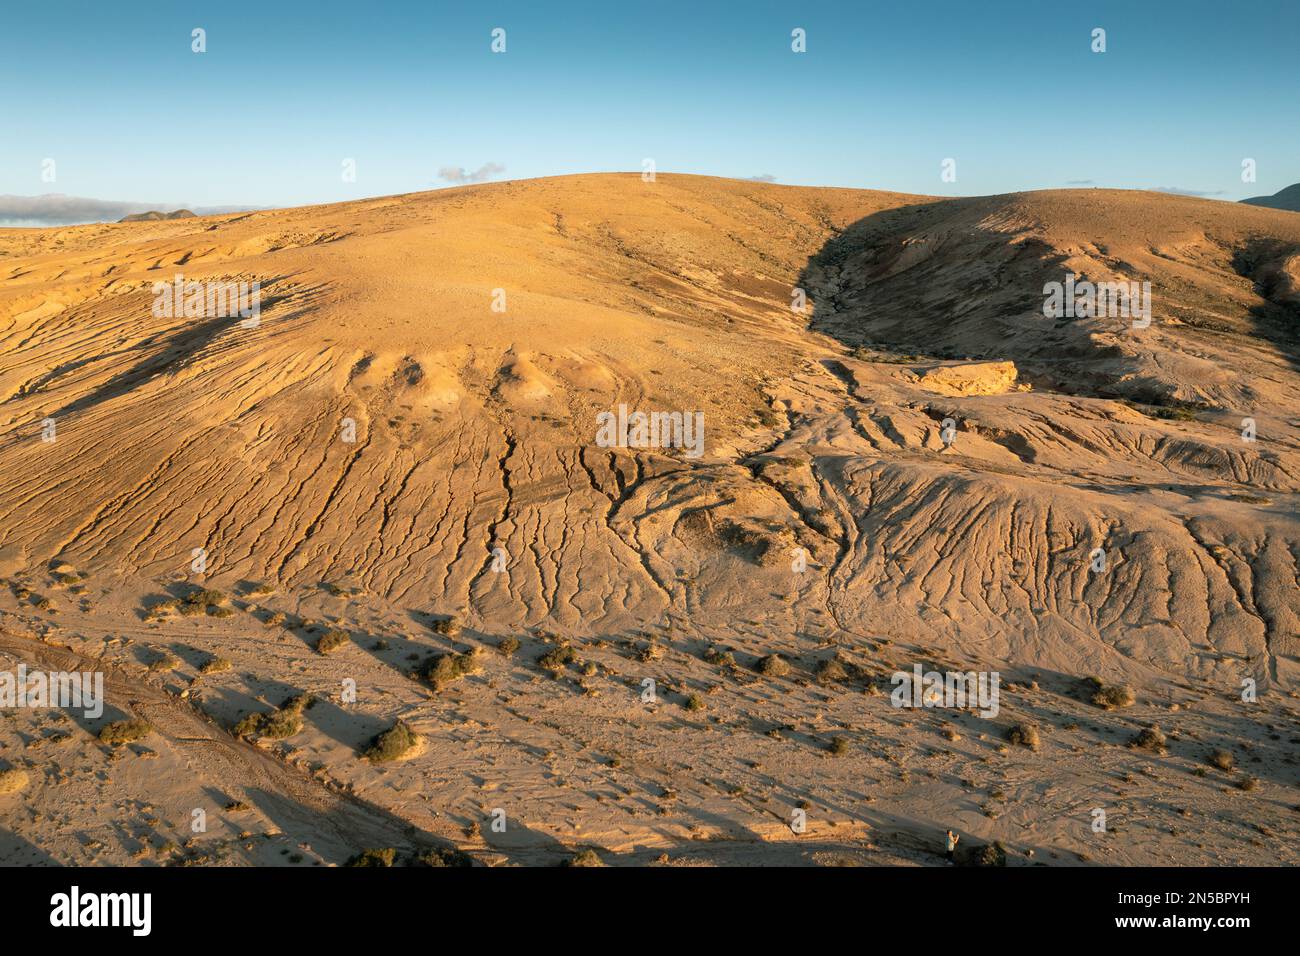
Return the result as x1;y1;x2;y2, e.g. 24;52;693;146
945;829;960;863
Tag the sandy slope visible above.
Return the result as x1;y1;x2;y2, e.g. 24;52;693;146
0;174;1297;866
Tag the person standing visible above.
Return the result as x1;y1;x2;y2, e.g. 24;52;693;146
945;829;960;863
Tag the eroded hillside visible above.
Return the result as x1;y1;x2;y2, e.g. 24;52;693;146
1;175;1297;866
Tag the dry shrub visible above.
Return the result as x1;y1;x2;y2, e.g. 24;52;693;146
1005;723;1040;750
1091;684;1135;710
99;719;152;746
422;648;483;689
316;629;350;655
1208;748;1234;771
0;768;30;795
1130;725;1167;754
364;720;421;763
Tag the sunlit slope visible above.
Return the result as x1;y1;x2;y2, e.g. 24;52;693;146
1;175;1297;686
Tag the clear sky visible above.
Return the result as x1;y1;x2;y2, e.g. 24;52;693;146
1;0;1297;220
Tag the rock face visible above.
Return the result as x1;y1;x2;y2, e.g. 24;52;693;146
1;174;1298;691
910;360;1019;396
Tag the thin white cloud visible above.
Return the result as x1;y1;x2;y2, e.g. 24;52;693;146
1152;186;1225;198
436;163;506;186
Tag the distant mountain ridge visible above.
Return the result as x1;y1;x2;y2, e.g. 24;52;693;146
118;209;196;222
1241;183;1300;212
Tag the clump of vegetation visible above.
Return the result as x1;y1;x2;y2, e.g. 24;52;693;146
538;645;576;674
200;656;232;675
828;736;850;756
1208;749;1235;771
563;848;604;867
208;605;235;618
264;611;286;627
420;648;483;689
1005;723;1040;750
428;615;462;636
147;651;180;673
1122;398;1201;422
755;654;790;678
346;848;397;867
416;847;473;868
637;642;664;663
144;598;180;621
967;840;1008;867
316;629;350;655
231;713;261;737
246;582;275;596
99;719;152;746
224;800;250;812
684;694;705;712
0;768;30;795
817;655;860;684
234;694;310;740
1236;776;1259;792
186;588;227;608
703;646;735;667
1130;725;1168;754
53;571;81;586
498;636;521;657
1090;682;1136;710
363;720;421;763
265;695;311;738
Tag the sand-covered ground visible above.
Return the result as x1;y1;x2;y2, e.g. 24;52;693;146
0;174;1297;865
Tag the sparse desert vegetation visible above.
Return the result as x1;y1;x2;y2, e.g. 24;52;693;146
363;720;422;763
1005;723;1040;750
316;629;350;655
1088;680;1136;710
233;695;311;740
419;648;483;689
1208;749;1235;771
0;768;30;795
755;654;790;678
98;720;153;746
200;656;233;675
1130;726;1168;754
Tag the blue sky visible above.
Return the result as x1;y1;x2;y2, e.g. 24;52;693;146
1;0;1297;221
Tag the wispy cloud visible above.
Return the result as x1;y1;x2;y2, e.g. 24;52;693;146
437;163;506;186
1152;186;1226;198
747;174;777;183
0;194;259;227
1065;179;1097;186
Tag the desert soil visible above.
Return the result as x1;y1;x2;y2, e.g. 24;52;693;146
0;174;1297;865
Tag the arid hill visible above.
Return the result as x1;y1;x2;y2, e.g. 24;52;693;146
0;175;1297;866
1242;183;1300;212
117;209;197;223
